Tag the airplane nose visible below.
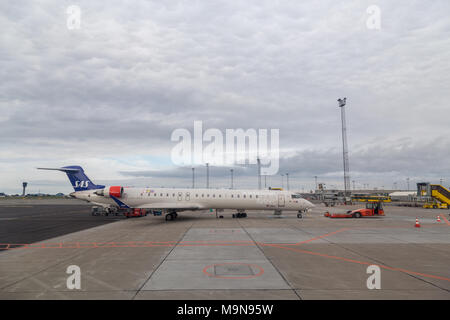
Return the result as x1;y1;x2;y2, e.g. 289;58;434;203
305;200;315;209
69;192;76;198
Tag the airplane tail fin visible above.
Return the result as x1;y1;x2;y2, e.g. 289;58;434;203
37;166;105;191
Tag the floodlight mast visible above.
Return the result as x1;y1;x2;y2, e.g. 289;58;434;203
206;163;209;189
338;98;351;198
230;169;234;189
257;157;261;190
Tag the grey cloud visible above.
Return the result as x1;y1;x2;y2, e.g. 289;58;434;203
1;0;450;193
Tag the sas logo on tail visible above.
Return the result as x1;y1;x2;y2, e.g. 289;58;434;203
75;181;90;188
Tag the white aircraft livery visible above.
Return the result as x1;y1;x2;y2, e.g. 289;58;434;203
38;166;314;221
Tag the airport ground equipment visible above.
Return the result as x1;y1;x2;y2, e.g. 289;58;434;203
91;206;103;216
324;201;384;218
431;184;450;208
321;191;350;207
423;201;448;209
91;206;119;216
91;206;129;216
150;209;162;216
323;193;338;207
352;194;391;202
125;208;147;218
270;209;305;218
417;182;450;209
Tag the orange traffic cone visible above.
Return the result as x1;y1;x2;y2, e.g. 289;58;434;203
437;216;441;222
415;218;421;228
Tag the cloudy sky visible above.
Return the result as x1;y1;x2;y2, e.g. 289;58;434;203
1;0;449;194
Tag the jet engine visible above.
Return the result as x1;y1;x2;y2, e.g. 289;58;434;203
95;186;124;198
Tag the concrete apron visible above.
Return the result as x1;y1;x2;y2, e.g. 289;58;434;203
142;228;291;290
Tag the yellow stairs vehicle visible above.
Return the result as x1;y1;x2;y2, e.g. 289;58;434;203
423;201;448;209
417;182;450;209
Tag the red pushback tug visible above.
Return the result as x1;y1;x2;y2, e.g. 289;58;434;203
124;208;147;218
324;201;385;218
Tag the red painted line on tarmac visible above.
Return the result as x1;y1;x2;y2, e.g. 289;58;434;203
292;228;351;245
356;224;448;229
6;223;446;251
0;222;446;251
0;242;257;250
440;215;450;226
0;239;256;250
1;228;449;284
263;243;450;282
257;228;353;247
176;240;254;246
177;242;254;247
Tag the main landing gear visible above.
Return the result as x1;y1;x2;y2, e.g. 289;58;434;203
232;211;247;218
165;212;178;221
297;210;305;219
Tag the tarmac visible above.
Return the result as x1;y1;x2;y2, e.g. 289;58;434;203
0;199;449;300
0;199;120;247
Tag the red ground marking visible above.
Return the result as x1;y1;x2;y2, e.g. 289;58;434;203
2;220;447;251
289;228;351;246
0;222;447;251
440;215;450;226
2;227;449;283
202;262;264;279
0;241;257;250
263;243;450;282
179;240;253;244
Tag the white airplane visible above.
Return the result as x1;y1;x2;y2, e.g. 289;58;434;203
38;166;314;221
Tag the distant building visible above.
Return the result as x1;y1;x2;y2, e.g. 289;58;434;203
389;191;417;202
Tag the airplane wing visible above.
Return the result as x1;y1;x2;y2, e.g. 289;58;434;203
135;203;207;210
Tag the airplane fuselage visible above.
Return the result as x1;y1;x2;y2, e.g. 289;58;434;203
72;187;313;212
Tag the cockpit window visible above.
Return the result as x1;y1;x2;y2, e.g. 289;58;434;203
291;194;301;199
